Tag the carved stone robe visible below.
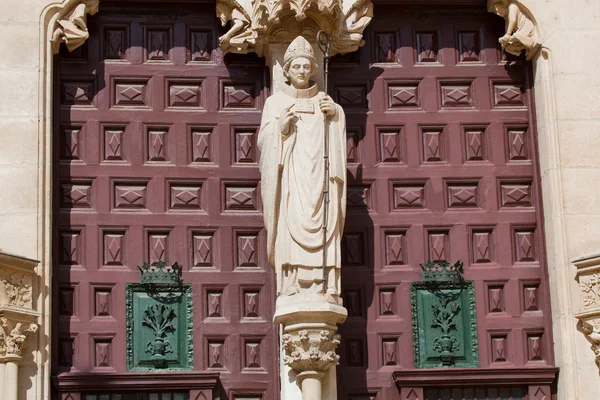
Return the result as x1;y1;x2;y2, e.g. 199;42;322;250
258;83;346;294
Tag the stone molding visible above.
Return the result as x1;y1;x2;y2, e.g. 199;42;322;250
216;0;373;57
50;0;100;54
487;0;541;60
574;254;600;368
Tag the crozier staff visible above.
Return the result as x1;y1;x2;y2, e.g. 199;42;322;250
258;36;347;299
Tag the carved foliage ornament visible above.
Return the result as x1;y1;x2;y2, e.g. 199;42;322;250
0;317;38;357
487;0;541;60
281;329;341;373
574;256;600;370
51;0;100;54
1;273;32;308
216;0;373;56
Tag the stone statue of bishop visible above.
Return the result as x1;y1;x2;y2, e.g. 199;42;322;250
258;36;347;302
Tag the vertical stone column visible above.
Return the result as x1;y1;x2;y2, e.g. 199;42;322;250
4;355;20;400
0;355;5;400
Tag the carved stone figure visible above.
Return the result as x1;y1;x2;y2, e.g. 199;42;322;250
1;273;33;307
489;0;541;60
215;0;373;56
2;321;37;356
258;36;346;300
51;0;100;54
216;0;256;53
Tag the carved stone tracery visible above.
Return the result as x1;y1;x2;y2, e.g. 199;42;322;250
216;0;373;57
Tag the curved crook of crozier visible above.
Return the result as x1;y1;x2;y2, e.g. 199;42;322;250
487;0;541;60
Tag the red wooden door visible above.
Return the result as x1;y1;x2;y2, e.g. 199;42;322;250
53;3;277;399
333;4;554;398
53;2;555;399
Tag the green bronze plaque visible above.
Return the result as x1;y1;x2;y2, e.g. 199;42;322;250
411;261;478;368
126;282;193;371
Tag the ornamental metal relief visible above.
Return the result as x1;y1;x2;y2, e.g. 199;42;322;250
411;260;478;368
126;262;193;371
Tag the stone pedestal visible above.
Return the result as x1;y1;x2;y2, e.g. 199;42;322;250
275;298;347;400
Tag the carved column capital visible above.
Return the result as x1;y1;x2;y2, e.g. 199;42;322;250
0;317;38;358
574;254;600;369
281;329;341;374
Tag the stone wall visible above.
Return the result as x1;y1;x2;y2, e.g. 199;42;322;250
0;0;599;398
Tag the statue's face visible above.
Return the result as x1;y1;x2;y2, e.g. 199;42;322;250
287;57;312;89
494;4;507;17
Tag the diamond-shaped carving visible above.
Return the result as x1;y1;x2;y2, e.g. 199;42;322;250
423;129;444;162
61;183;91;208
226;186;258;211
393;185;424;208
171;185;202;209
346;130;359;163
103;232;124;266
59;288;74;316
237;233;258;268
380;289;395;315
465;128;485;161
375;32;396;63
442;84;472;107
147;30;169;61
245;341;261;368
473;231;492;263
105;29;126;60
347;340;363;367
428;232;448;262
515;230;536;262
192;129;212;162
524;285;539;311
169;83;201;107
336;85;367;108
379;129;401;162
207;291;223;317
104;127;123;160
488;286;504;313
448;185;478;207
459;31;479;62
193;234;213;267
148;233;168;265
115;184;147;209
347;186;371;208
62;127;81;160
235;130;257;163
417;32;437;62
208;341;224;368
386;233;405;265
60;231;80;265
527;334;543;362
95;289;111;316
344;290;361;317
491;336;507;362
494;84;524;107
389;86;418;108
342;233;364;267
190;31;212;62
508;128;528;160
501;183;532;207
115;82;146;106
95;339;112;368
383;339;397;365
147;129;167;162
63;82;93;106
244;291;259;318
223;85;255;108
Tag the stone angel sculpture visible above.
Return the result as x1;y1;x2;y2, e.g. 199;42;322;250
216;0;257;53
489;0;541;60
258;36;346;301
51;0;100;54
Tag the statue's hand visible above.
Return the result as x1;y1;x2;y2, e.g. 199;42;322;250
278;104;296;136
499;34;511;45
319;95;337;117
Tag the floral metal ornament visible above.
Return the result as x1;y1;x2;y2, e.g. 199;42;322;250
411;260;478;368
126;262;193;371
